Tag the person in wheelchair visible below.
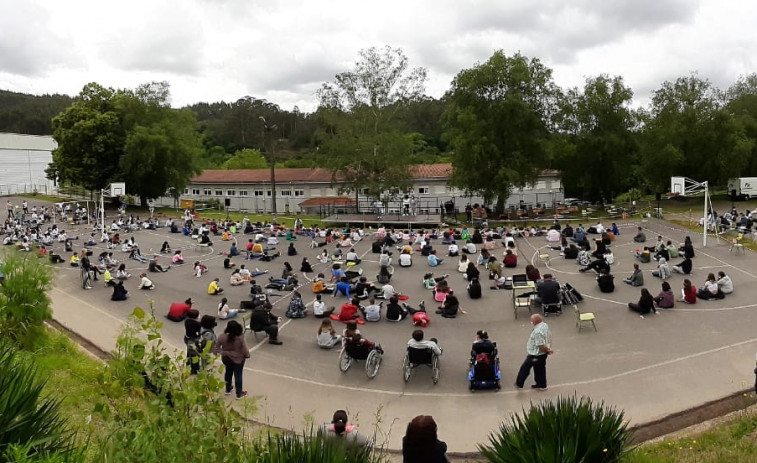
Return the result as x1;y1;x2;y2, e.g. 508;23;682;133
470;330;496;360
407;329;442;360
342;322;382;356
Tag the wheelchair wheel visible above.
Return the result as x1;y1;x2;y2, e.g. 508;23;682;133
365;350;382;379
402;354;412;382
431;355;440;384
338;348;351;372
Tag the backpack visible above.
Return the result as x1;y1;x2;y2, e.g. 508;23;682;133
475;352;491;365
412;311;430;327
468;280;482;299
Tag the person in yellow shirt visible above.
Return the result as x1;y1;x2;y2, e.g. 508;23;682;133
70;253;80;267
208;277;224;295
311;273;334;294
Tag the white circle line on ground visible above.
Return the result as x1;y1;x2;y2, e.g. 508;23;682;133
54;252;757;399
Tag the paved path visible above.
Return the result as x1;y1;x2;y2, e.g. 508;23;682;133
44;211;757;453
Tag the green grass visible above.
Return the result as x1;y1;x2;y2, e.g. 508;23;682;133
626;408;757;462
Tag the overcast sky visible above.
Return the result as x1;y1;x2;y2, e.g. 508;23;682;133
1;0;756;112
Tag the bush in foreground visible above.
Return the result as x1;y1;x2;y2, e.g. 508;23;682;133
479;395;632;463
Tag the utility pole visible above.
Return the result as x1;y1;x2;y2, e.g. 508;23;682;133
259;117;278;222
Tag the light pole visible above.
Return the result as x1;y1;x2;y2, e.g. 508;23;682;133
259;117;278;222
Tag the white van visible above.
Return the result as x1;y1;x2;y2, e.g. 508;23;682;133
727;178;757;200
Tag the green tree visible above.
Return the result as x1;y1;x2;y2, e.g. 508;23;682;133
316;45;428;200
640;74;749;191
557;75;638;201
724;74;757;176
50;83;125;191
51;82;202;204
222;148;268;169
0;250;54;343
443;51;561;209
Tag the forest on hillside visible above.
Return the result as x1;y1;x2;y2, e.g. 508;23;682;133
6;47;757;205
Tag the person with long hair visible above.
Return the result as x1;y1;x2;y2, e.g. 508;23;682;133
213;320;250;399
628;288;656;318
402;415;448;462
679;279;697;304
316;318;342;349
654;281;675;309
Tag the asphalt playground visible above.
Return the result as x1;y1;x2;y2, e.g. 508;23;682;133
45;207;757;453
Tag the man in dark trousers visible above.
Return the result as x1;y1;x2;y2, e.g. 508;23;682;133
515;314;553;390
249;303;283;345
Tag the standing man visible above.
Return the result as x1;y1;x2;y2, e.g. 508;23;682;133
515;314;554;390
374;199;383;219
22;200;28;215
6;200;12;219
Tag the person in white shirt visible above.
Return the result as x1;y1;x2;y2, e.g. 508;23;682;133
716;271;734;294
407;329;442;357
378;284;395;300
267;235;279;246
361;298;382;322
379;251;392;268
448;243;459;256
464;241;477;254
217;297;238;319
594;222;605;235
345;248;361;264
399;251;413;267
316;319;342;349
138;273;155;290
312;294;335;318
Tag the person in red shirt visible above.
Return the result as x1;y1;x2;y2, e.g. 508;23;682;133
338;298;361;322
503;249;518;268
167;298;194;322
678;279;697;304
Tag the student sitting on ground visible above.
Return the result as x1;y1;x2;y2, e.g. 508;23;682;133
317;319;342;349
138;273;155;290
313;293;336;318
697;273;725;300
678;279;697;304
596;268;615;293
623;264;644;286
207;277;223;295
654;282;675;309
717;271;734;294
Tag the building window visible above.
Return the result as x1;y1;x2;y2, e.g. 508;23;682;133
361;188;369;195
203;189;211;196
281;190;292;196
192;189;200;195
294;190;305;197
266;191;271;196
227;190;236;196
418;187;429;194
239;190;249;196
184;189;189;195
215;190;223;196
254;190;265;197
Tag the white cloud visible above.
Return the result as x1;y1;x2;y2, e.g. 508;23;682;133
0;0;754;112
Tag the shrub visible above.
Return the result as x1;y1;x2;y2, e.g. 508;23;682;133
0;250;54;343
251;429;382;463
0;342;82;461
479;395;632;463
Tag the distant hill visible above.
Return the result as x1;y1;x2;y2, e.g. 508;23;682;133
0;89;74;135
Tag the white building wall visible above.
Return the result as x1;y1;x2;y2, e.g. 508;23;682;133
0;133;57;196
154;174;563;215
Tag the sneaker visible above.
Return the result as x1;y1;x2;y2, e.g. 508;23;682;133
531;385;548;391
224;390;232;396
237;391;248;399
435;309;443;314
514;383;523;389
255;268;260;273
419;301;426;311
358;268;364;275
441;274;449;279
268;340;283;345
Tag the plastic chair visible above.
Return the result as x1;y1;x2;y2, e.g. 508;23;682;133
729;234;744;254
574;305;597;332
513;293;532;319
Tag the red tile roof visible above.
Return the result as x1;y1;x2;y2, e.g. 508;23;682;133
192;163;456;184
298;197;356;207
191;163;557;185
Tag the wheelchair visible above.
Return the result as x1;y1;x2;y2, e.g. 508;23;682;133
402;346;440;384
468;342;501;392
338;341;384;379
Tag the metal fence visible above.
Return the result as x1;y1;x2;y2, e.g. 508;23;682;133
0;184;58;196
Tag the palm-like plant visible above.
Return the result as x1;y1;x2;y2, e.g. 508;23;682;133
0;343;80;461
479;395;632;463
252;430;381;463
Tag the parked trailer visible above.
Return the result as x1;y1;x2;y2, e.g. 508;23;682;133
727;177;757;200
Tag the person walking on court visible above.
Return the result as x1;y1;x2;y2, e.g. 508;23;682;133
515;314;553;391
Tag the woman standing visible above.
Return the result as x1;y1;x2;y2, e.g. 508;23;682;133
214;320;250;399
